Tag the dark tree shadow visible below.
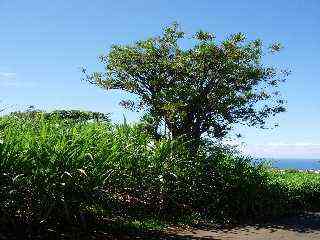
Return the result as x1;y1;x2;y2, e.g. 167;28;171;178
92;212;320;239
176;212;320;239
1;212;320;239
249;212;320;233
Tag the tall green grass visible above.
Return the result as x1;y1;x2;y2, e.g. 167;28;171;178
0;114;319;236
0;115;198;226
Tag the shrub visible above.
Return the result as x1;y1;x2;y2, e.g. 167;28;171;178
0;115;319;236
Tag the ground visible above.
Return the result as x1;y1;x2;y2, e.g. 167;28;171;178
1;212;320;239
75;212;320;239
164;212;320;240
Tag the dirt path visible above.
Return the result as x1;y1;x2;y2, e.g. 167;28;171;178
165;212;320;240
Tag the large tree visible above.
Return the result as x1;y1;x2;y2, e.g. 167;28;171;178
84;23;288;151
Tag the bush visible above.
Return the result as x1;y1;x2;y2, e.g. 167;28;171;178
0;115;319;236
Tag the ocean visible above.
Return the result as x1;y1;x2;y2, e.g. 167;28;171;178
262;158;320;170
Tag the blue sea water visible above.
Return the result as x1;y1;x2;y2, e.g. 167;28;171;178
266;158;320;170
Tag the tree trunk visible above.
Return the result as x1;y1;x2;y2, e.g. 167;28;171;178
171;128;201;155
164;117;202;154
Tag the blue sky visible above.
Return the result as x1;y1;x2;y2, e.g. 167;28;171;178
0;0;319;158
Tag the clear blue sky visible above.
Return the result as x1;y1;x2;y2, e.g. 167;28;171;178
0;0;319;158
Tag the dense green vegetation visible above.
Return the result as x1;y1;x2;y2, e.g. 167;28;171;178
269;170;320;211
0;114;319;237
9;109;110;123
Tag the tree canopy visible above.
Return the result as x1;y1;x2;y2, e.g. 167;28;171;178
84;23;288;148
9;109;110;123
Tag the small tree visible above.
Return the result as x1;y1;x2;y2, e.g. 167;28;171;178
84;23;288;151
9;109;110;123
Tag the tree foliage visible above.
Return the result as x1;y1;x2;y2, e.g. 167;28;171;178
9;109;110;123
85;23;288;145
